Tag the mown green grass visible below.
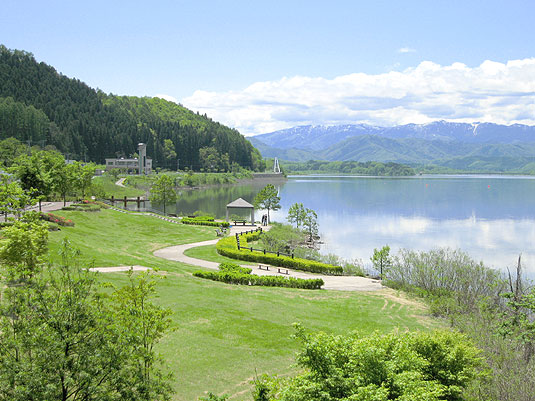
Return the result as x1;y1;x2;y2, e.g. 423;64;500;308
93;175;146;198
47;208;438;401
184;244;252;266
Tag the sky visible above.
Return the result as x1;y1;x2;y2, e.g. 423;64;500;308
1;0;534;135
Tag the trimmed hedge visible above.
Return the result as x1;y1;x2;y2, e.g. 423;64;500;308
193;263;324;290
216;231;343;275
182;217;230;228
62;203;101;212
218;262;252;275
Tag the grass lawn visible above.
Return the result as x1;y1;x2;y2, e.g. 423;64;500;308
184;244;253;266
93;175;146;198
47;208;439;401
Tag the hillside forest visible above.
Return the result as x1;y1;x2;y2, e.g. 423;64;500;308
0;46;264;172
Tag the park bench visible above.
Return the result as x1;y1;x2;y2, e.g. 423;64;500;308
233;220;246;225
215;229;224;237
277;268;289;275
258;264;269;271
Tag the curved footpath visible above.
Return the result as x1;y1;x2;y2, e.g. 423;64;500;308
154;225;383;292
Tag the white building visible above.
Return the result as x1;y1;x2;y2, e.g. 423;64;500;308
105;143;152;174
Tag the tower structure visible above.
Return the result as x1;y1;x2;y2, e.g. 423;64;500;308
138;143;147;175
273;157;281;174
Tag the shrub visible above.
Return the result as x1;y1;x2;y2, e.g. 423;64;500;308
262;326;484;401
216;231;343;275
193;263;324;290
182;218;229;228
39;212;74;227
0;221;14;229
218;262;252;275
47;222;60;231
62;202;101;212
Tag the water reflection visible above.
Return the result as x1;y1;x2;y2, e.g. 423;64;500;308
134;175;535;274
274;175;535;274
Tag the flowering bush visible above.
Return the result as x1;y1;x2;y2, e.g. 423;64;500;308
39;212;74;227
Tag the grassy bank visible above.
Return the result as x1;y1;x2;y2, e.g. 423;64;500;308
46;208;438;400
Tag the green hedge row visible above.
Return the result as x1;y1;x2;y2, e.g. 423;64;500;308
216;231;343;275
181;218;230;227
218;262;252;274
62;203;101;212
193;263;324;289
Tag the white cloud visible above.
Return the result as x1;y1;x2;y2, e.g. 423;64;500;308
398;47;417;53
154;93;179;103
181;58;535;135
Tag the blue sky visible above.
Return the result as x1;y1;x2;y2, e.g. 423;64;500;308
2;0;534;134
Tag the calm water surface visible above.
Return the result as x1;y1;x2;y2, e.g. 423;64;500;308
143;175;535;274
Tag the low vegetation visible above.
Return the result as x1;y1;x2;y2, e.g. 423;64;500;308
383;248;535;401
0;216;174;400
216;230;344;275
252;325;483;401
182;216;230;228
283;160;416;176
193;262;324;290
33;208;433;400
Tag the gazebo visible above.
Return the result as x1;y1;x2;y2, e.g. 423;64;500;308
226;198;255;224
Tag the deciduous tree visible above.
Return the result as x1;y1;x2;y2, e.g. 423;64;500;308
150;174;177;215
371;245;392;279
287;202;306;228
253;184;281;224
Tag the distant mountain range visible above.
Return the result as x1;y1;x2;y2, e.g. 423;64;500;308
249;122;535;173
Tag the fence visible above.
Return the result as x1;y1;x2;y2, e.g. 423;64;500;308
235;228;295;259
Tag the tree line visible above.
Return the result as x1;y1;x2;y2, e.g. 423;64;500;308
283;160;416;176
0;45;264;171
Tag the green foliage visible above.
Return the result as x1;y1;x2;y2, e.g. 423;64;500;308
62;201;102;212
287;202;306;228
218;262;252;275
253;184;281;223
285;160;416;176
0;223;175;400
198;393;229;401
40;212;74;227
302;208;318;242
0;212;48;281
262;326;483;401
0;171;36;217
181;218;229;227
0;46;263;171
385;248;503;312
371;245;392;279
199;146;230;172
193;263;324;290
216;231;343;275
258;223;304;254
150;174;177;214
0;137;28;167
108;270;175;400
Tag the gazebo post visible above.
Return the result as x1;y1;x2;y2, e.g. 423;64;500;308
251;208;255;224
226;208;229;222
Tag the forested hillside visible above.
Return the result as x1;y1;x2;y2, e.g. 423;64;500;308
0;45;263;171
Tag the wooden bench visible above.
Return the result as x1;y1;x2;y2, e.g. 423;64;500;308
277;268;289;275
258;264;269;271
233;220;246;225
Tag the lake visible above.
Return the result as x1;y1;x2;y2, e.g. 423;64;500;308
140;175;535;275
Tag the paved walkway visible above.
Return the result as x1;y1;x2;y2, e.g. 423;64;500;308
154;224;383;292
89;265;152;273
115;177;126;187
